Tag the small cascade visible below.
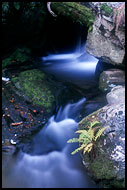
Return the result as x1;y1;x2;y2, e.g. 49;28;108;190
40;44;99;88
2;98;97;188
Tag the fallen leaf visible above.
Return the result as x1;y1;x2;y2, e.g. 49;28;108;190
9;99;14;103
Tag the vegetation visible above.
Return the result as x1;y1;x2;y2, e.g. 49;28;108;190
67;121;109;155
51;2;95;28
12;69;55;110
100;3;113;16
2;48;31;69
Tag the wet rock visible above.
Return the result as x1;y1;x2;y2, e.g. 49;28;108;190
78;87;125;187
99;69;125;92
86;12;125;65
106;85;125;104
2;68;57;149
12;69;56;110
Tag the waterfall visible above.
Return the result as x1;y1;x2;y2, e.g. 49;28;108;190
40;43;98;88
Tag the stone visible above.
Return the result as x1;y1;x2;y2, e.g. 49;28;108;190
106;85;125;104
78;100;125;188
51;2;95;28
99;69;125;92
2;69;57;149
86;15;125;65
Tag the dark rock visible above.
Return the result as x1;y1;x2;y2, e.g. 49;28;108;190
99;69;125;92
2;68;57;149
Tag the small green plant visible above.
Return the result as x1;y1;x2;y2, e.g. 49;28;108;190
100;3;113;16
67;121;109;155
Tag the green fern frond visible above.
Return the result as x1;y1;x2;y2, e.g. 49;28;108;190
71;144;86;155
90;121;101;128
88;128;94;140
67;120;108;156
75;130;85;133
94;126;109;141
67;138;79;143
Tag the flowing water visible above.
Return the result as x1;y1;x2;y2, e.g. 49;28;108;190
2;35;99;188
40;44;98;88
2;98;97;188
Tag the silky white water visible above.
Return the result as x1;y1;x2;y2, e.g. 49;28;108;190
40;44;98;88
2;98;97;188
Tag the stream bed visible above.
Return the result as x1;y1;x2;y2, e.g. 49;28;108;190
2;47;106;188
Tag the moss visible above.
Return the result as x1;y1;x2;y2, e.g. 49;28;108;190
89;156;116;180
12;69;55;109
51;2;95;28
2;48;31;69
100;3;113;16
11;77;19;83
110;179;125;188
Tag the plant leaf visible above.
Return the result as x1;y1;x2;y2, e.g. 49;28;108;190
83;143;93;154
90;121;101;128
94;126;109;141
67;138;79;143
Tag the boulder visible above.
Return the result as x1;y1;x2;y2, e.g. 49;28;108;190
2;69;57;149
99;69;125;92
106;85;125;104
78;85;125;188
86;13;125;65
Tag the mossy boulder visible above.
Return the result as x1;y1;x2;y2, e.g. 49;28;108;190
78;101;125;188
2;47;32;69
11;69;56;113
51;2;95;28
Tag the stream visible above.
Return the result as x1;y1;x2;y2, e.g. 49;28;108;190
2;33;100;188
2;49;100;188
3;98;98;188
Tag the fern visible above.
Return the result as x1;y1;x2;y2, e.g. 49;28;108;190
67;120;109;155
83;143;93;154
67;138;79;143
94;126;109;141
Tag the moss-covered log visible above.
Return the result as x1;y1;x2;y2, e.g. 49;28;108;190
51;2;95;28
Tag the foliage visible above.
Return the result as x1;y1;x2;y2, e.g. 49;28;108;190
2;48;31;69
67;121;109;155
12;70;55;109
51;2;95;28
13;2;20;10
100;3;113;16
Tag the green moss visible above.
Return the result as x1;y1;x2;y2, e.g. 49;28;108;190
11;77;19;83
2;48;31;69
90;156;115;180
51;2;95;28
100;3;113;16
13;69;55;109
111;179;125;188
